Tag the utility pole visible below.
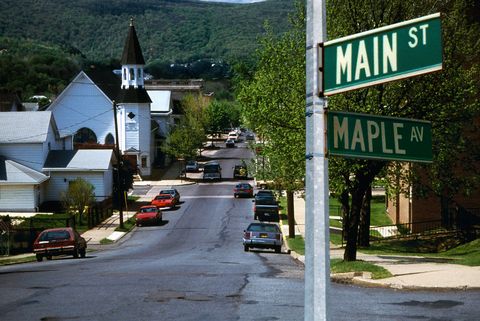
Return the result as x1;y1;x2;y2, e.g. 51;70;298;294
305;0;329;320
112;100;124;229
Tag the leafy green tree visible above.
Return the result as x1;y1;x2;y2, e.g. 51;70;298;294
61;178;95;223
327;0;480;260
205;99;241;135
162;94;208;164
237;3;306;238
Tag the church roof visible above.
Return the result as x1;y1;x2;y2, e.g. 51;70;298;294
121;19;145;65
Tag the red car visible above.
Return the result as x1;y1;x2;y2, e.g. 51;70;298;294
33;227;87;262
136;205;163;226
151;193;177;208
234;183;254;198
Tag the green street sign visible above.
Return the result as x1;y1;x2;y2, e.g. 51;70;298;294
322;13;442;96
327;111;432;162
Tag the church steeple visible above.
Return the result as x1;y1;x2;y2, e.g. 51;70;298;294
120;18;145;89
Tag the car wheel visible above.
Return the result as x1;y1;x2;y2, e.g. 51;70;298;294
36;254;43;262
73;248;79;258
80;248;86;258
275;246;281;253
46;255;52;260
244;245;249;252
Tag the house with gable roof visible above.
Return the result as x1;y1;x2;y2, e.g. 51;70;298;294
0;111;115;212
47;19;154;177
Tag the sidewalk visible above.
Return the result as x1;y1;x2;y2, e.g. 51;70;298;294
281;194;480;290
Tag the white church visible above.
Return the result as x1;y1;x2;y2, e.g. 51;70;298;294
48;19;154;176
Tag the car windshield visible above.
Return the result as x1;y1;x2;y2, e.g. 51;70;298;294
140;207;157;213
39;230;70;241
204;164;220;173
247;224;279;233
156;195;171;200
237;184;251;189
256;198;277;205
160;190;174;195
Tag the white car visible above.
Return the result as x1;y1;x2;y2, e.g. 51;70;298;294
228;131;239;142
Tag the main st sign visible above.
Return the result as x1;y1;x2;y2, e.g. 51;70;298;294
327;111;432;162
323;13;442;95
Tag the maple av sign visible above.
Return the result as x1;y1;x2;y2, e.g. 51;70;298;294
323;13;442;95
327;111;432;162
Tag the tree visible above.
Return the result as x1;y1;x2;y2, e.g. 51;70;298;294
327;0;480;260
162;94;208;164
205;99;241;136
237;3;306;238
61;178;95;223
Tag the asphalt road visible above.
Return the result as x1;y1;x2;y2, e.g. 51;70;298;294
0;140;479;320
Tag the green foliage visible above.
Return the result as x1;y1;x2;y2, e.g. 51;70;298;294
0;37;82;98
162;94;208;160
0;0;295;64
205;99;241;134
237;2;306;192
61;178;95;218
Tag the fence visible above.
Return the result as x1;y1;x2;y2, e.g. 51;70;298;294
0;204;113;255
369;219;445;241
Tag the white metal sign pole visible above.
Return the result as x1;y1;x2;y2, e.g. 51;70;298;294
305;0;330;320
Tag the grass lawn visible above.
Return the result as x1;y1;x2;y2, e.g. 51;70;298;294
331;258;392;279
115;215;136;232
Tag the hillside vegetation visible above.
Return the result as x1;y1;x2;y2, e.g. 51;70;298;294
0;0;295;63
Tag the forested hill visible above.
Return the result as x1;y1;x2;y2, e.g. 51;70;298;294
0;0;296;64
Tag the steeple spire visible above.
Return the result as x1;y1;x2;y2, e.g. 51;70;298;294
120;18;145;89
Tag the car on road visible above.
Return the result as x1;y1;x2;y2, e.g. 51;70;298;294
243;222;282;253
152;193;178;208
228;131;239;142
203;161;222;181
136;205;163;226
234;183;254;198
33;227;87;262
225;138;235;148
246;133;255;141
159;188;180;203
233;164;248;179
185;160;199;172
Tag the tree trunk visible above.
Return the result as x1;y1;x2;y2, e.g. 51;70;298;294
343;188;365;261
339;189;350;246
358;186;372;247
286;190;295;238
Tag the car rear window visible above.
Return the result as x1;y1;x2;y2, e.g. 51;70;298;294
39;230;70;241
141;207;157;213
156;195;171;200
247;224;279;233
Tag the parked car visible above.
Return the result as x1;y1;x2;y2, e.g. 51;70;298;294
253;191;279;222
159;188;180;203
225;138;235;148
185;160;199;172
33;227;87;262
152;194;177;208
233;164;248;179
243;222;283;253
234;183;254;198
136;205;162;226
246;133;255;141
203;161;222;181
228;131;239;142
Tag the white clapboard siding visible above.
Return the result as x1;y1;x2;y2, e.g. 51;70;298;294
0;144;44;172
45;172;112;202
0;185;36;211
49;73;114;141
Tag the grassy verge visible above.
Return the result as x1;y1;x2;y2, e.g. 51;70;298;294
331;258;393;279
115;215;136;232
100;238;114;245
0;255;36;266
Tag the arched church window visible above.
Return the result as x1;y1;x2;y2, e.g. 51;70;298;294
123;68;127;80
105;133;115;145
74;127;97;144
129;68;135;80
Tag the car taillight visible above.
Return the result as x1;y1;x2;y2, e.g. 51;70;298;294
244;231;251;239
